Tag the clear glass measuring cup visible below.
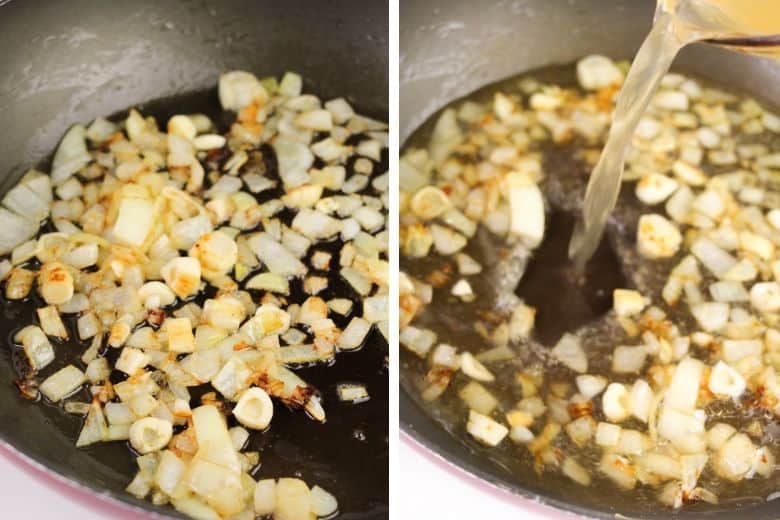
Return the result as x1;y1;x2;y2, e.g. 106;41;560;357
659;0;780;56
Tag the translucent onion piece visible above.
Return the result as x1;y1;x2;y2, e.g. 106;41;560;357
51;124;91;185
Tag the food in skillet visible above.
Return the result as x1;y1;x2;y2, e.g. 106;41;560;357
400;55;780;508
1;71;388;519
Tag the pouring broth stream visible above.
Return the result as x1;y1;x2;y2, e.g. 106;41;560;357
571;0;780;268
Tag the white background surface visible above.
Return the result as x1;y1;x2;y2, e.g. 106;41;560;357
0;444;145;519
2;435;569;519
400;437;573;520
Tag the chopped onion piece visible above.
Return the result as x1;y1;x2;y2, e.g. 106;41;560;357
51;125;91;185
3;182;50;223
599;453;637;490
612;345;648;374
750;282;780;313
613;289;647;317
577;55;624;90
467;410;508;447
113;196;155;248
552;333;587;373
310;485;339;517
274;137;314;187
275;478;311;520
691;302;729;332
566;416;596;447
211;357;253;401
17;325;55;371
254;479;276;516
336;383;370;404
506;172;545;248
666;358;704;412
218;71;266;111
337;317;371;351
400;326;436;357
575;374;607;400
76;401;108;447
459;382;498;415
36;306;68;340
40;365;86;402
249;234;306;278
115;347;150;376
562;457;592;486
245;272;290;294
636;214;681;259
161;256;202;299
713;433;756;481
691;237;737;279
292;209;342;240
0;208;38;255
460;352;495;382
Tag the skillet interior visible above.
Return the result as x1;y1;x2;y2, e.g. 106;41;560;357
0;1;388;518
400;0;780;518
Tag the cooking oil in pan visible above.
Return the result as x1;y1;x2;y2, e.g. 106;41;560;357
571;0;780;268
0;90;389;517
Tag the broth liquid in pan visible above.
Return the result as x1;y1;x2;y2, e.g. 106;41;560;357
401;0;780;516
399;66;780;518
400;66;780;517
571;0;780;268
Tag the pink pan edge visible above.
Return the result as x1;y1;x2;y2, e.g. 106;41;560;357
401;430;588;520
0;439;162;519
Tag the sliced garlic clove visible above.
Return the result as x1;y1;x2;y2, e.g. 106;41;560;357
750;281;780;313
233;387;274;430
410;186;450;220
708;361;746;399
602;383;631;422
129;417;173;454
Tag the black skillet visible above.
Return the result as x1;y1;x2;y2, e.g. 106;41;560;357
0;1;388;518
400;0;780;518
